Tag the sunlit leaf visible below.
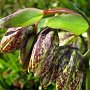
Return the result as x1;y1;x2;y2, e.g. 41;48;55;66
38;14;89;35
47;14;89;35
0;8;43;27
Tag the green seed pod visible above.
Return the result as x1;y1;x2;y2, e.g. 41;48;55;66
0;26;33;53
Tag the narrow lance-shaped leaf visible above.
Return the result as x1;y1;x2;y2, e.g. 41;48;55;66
0;8;44;28
59;0;78;11
20;35;35;69
37;18;49;33
38;14;89;35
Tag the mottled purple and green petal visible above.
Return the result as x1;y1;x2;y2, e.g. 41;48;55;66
0;26;32;53
56;51;84;90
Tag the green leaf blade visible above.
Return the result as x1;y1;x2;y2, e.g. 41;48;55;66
47;14;89;35
37;18;49;33
0;8;44;27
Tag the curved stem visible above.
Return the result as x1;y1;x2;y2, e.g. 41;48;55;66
86;71;90;90
44;8;78;15
86;27;90;90
87;28;90;50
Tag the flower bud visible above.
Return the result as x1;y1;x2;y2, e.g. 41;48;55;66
0;26;33;53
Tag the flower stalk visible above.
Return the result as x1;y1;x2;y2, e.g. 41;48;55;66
86;27;90;90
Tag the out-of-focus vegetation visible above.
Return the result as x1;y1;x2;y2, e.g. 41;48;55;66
0;0;90;90
0;0;90;17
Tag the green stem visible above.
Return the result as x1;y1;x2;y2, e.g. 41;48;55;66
86;70;90;90
43;8;77;15
87;28;90;49
86;28;90;90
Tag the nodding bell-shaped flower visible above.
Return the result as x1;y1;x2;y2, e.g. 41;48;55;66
28;27;60;86
28;28;84;89
0;26;33;53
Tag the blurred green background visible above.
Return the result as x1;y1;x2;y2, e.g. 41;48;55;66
0;0;90;90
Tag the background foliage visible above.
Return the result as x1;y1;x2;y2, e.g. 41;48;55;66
0;0;90;90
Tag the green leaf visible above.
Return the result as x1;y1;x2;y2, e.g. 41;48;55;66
59;0;90;24
47;14;89;35
84;50;90;60
0;8;44;27
59;0;78;11
20;35;35;69
38;14;89;35
37;18;49;33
